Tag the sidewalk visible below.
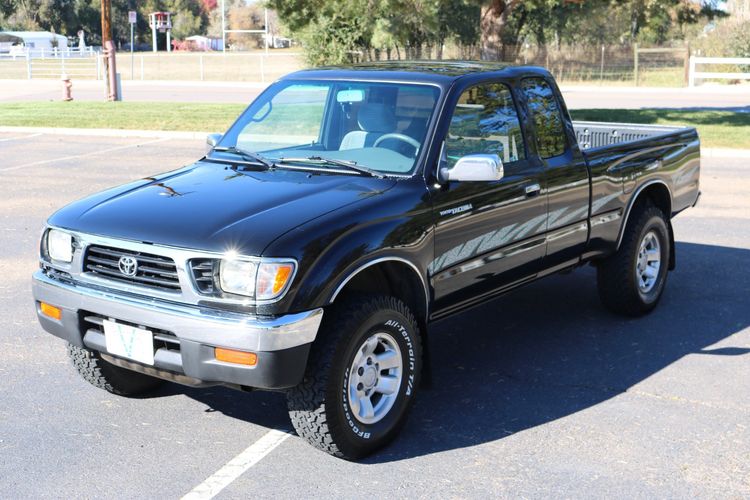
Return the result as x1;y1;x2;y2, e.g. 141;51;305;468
0;79;266;103
1;78;748;109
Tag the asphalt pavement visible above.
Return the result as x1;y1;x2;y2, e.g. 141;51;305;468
1;78;749;110
0;132;748;498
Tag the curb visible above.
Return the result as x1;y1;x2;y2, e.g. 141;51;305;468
2;126;749;158
560;84;750;94
0;79;271;89
0;126;211;140
700;148;750;159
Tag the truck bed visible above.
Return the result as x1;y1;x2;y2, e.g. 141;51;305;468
572;118;700;248
573;121;694;151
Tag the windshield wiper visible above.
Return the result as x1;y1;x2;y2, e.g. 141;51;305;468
277;156;383;178
211;146;275;169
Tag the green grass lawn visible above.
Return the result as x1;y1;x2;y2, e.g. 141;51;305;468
0;101;747;150
559;69;687;88
0;102;245;132
569;109;750;150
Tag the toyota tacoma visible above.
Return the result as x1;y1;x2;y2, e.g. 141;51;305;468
32;61;701;459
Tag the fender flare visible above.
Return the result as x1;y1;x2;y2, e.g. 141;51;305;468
615;179;672;250
329;256;430;317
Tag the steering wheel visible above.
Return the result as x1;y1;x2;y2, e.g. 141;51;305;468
373;133;421;157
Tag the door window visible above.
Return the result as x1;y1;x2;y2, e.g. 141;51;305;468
521;78;567;159
445;83;526;168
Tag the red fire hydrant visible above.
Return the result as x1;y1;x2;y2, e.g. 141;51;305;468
61;74;73;101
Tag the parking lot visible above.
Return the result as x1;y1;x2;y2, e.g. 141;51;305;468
0;131;748;498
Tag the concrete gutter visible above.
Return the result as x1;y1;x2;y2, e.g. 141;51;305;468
559;83;750;94
1;125;749;158
700;148;750;159
0;125;211;140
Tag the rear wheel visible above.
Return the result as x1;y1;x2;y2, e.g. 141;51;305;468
597;201;671;316
67;344;164;396
286;295;422;460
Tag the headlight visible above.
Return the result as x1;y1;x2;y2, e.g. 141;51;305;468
47;229;73;263
219;258;295;300
219;259;257;297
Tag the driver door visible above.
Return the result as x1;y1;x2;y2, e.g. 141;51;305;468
430;81;547;315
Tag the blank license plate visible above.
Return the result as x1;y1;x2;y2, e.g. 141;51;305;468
103;320;155;366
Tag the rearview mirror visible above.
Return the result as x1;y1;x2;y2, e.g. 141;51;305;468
440;154;503;182
336;89;365;103
206;133;222;154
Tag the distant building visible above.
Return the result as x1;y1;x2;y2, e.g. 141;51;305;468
0;31;69;54
262;34;292;49
185;35;224;51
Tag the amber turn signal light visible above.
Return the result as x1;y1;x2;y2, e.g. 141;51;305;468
272;265;293;294
40;302;62;320
215;347;257;366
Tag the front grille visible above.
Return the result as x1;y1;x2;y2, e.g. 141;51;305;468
41;263;73;282
84;245;180;292
190;258;218;294
82;312;181;352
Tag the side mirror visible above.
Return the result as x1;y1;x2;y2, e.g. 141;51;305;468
439;154;504;182
206;133;222;154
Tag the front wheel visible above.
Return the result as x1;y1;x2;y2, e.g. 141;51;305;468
597;201;671;316
286;295;422;460
67;344;164;396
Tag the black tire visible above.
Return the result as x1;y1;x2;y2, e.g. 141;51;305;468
67;343;164;396
286;294;422;460
597;201;671;316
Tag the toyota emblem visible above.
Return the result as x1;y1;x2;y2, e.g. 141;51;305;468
118;256;138;277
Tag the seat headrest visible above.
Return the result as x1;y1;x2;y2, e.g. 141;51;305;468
357;103;396;133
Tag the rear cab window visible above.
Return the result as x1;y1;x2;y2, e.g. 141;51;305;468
521;78;567;159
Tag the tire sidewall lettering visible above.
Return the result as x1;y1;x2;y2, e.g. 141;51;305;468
340;314;418;442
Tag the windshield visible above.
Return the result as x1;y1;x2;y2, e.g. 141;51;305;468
217;79;441;175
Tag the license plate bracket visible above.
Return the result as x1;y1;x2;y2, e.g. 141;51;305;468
103;319;155;366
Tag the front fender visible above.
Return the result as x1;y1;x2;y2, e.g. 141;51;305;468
257;178;433;316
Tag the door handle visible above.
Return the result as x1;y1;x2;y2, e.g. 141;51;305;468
525;183;541;197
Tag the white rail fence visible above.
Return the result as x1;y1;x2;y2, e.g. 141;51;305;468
0;48;101;79
0;51;303;82
0;46;98;59
28;54;101;79
688;56;750;87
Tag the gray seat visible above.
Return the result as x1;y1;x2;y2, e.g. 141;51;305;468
339;103;396;150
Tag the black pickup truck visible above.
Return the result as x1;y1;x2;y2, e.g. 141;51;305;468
32;62;700;460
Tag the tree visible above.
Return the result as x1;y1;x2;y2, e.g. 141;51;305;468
268;0;480;63
479;0;521;60
436;0;480;58
268;0;376;64
0;0;208;47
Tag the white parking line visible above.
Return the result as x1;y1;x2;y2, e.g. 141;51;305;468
0;133;43;142
0;137;171;172
181;428;292;500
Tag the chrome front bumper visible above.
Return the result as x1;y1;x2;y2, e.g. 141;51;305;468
33;270;322;351
32;270;323;389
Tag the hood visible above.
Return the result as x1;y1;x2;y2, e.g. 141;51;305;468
48;161;397;256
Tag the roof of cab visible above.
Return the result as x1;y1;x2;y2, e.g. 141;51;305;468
281;60;549;86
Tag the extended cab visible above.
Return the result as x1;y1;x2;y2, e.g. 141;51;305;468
32;62;700;459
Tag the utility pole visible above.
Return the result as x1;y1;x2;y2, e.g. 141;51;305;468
101;0;112;44
101;0;119;100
